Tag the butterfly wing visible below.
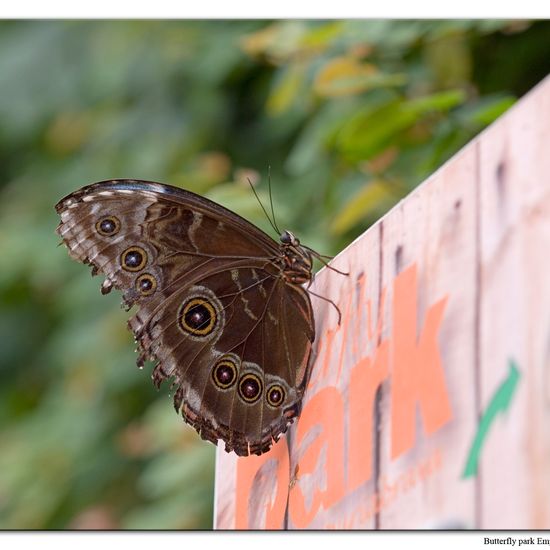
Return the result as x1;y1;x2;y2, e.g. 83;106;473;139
55;179;315;455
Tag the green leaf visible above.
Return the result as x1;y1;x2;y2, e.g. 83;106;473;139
336;90;466;161
267;63;306;115
330;180;398;235
314;56;406;98
406;89;467;113
459;94;516;126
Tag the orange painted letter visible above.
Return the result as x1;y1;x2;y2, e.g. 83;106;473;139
235;438;289;529
288;387;345;528
391;264;453;459
348;340;389;491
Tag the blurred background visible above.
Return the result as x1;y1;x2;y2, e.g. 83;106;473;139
0;19;549;529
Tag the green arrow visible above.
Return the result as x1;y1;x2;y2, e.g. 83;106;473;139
462;359;521;479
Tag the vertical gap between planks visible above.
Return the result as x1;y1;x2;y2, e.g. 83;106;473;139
283;436;292;528
374;220;385;530
474;138;483;528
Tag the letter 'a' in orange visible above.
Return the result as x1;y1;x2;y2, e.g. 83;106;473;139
288;387;346;528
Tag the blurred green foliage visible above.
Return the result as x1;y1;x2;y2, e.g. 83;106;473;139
0;19;548;529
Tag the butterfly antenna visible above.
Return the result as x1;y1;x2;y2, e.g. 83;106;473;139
247;177;280;236
267;165;281;234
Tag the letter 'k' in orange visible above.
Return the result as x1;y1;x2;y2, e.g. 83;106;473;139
390;265;452;458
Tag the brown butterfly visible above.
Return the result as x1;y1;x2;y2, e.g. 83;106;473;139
55;179;331;456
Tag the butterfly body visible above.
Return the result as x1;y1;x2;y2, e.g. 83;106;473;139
55;179;315;456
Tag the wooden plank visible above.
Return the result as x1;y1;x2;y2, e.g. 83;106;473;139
284;227;381;529
214;428;291;529
478;78;550;528
377;146;478;529
213;448;238;529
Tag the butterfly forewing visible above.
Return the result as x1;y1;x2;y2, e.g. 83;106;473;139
55;179;315;456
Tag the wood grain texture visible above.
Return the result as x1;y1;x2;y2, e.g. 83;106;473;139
377;145;478;529
214;450;238;529
478;78;550;529
214;75;550;530
285;228;380;529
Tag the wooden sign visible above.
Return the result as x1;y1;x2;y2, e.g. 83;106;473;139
214;75;550;530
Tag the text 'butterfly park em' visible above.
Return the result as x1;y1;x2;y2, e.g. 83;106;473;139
55;179;347;457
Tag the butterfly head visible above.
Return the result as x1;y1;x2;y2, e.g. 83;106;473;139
279;230;300;247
